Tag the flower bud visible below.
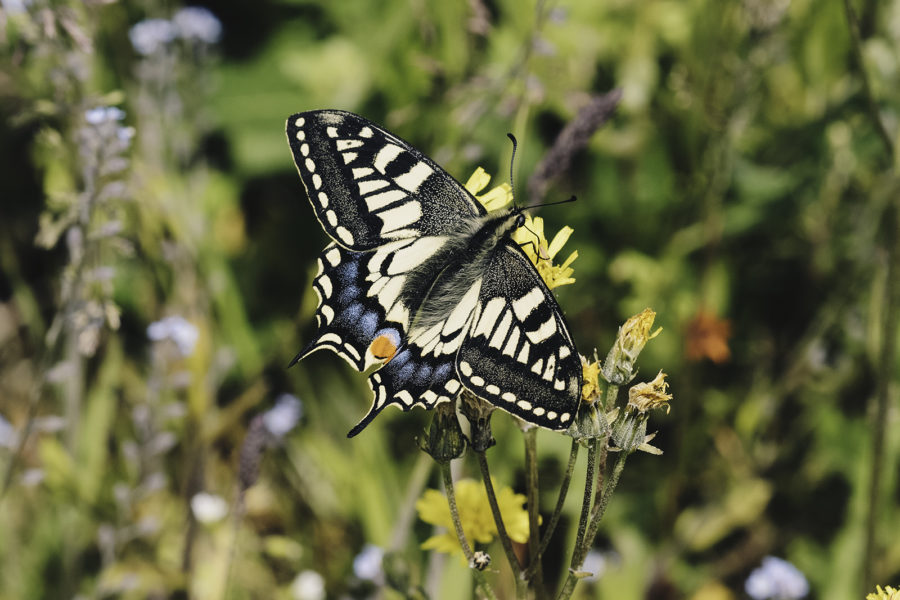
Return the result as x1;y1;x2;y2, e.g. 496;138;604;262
601;309;661;385
418;400;466;463
566;402;609;442
458;391;496;453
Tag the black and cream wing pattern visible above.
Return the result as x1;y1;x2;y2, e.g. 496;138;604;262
287;110;582;436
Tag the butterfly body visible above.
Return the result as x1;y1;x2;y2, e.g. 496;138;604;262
287;110;581;436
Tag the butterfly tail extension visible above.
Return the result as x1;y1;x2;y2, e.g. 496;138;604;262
293;244;390;371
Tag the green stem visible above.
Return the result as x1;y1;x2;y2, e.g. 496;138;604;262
390;452;434;551
842;0;895;163
523;427;545;595
863;201;900;592
527;438;580;579
572;440;597;556
556;452;628;600
477;452;527;598
603;383;619;412
440;462;498;600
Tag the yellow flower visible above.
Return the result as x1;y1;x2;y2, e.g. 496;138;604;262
465;168;577;290
511;214;578;290
628;370;672;415
868;585;900;600
465;167;513;211
580;354;602;404
415;478;531;555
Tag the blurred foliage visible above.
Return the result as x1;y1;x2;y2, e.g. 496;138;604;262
1;0;899;598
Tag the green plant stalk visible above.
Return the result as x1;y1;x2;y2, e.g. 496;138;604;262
556;452;627;600
476;451;527;599
842;0;894;162
390;452;435;551
572;440;597;557
523;427;544;595
592;434;610;514
440;462;498;600
526;438;580;579
602;383;619;412
863;201;900;592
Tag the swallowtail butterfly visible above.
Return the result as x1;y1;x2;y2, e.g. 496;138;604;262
287;110;582;436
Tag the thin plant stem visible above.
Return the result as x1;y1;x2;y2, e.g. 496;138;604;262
592;434;610;515
863;201;900;592
526;438;580;579
842;0;895;162
523;427;544;595
389;451;434;551
476;452;527;599
584;453;627;554
556;452;628;600
476;452;523;575
440;462;498;600
572;440;597;556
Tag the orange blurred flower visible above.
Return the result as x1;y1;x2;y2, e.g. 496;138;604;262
685;311;731;363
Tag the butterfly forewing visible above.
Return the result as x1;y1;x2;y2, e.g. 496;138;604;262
287;110;484;251
456;242;582;429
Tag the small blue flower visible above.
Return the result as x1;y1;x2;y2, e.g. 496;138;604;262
1;0;29;15
0;413;18;449
352;544;384;581
173;7;222;44
745;556;810;600
85;106;126;125
147;316;199;357
262;394;303;438
129;18;177;56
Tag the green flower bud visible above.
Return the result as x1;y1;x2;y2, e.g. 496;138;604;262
601;309;661;385
458;391;496;453
418;400;467;463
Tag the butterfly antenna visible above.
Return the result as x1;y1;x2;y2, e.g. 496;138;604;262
507;133;518;203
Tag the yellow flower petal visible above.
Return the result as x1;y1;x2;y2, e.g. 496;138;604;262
464;167;491;195
479;183;513;211
547;226;573;259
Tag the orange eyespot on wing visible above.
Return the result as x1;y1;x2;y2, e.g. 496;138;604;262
370;334;399;363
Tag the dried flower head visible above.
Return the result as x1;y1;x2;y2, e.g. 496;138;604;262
627;371;672;415
602;308;662;384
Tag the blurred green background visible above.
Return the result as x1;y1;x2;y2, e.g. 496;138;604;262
1;0;899;598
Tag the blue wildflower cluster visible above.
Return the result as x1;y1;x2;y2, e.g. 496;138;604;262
129;7;221;56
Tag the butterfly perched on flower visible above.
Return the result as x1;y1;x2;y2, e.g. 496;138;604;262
287;110;582;436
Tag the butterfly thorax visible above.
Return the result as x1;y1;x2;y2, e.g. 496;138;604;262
402;208;522;335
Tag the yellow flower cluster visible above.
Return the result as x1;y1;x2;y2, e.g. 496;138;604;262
465;167;577;290
415;478;531;555
868;586;900;600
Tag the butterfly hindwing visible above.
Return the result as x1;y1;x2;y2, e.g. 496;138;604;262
287;110;485;251
292;243;394;370
295;236;456;371
456;242;582;430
